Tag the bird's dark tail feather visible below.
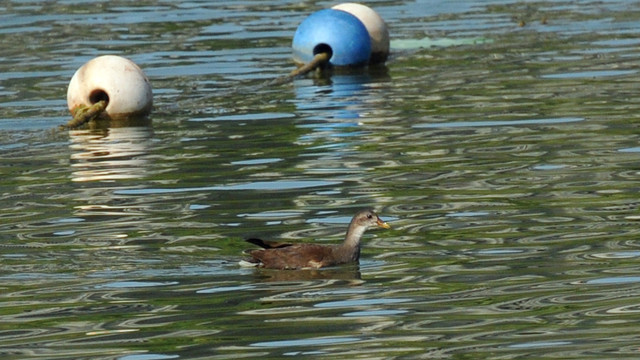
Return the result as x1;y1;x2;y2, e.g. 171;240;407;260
245;238;292;249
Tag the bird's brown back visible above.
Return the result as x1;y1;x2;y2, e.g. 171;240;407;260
249;243;341;270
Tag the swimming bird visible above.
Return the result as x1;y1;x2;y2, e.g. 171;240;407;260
241;209;391;270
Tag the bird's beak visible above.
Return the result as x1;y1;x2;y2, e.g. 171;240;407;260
377;217;391;229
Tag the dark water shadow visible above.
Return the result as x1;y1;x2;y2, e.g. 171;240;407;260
250;264;362;283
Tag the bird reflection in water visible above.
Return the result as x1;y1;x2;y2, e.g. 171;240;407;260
252;264;363;283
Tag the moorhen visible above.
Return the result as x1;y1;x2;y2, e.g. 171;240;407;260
242;209;390;270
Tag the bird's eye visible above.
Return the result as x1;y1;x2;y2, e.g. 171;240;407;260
367;214;373;219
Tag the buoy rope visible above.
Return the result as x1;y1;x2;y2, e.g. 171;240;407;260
290;52;331;77
61;53;329;127
177;52;331;108
62;100;107;129
266;52;330;86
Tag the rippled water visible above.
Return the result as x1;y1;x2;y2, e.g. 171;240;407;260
3;0;640;359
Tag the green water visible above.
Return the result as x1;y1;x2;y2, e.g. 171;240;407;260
2;1;640;359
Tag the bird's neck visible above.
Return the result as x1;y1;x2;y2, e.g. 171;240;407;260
338;224;366;261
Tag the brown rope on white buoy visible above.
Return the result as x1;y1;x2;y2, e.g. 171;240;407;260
63;55;152;130
62;100;107;129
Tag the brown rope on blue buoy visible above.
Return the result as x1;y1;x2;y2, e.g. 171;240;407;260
266;52;330;86
177;52;331;107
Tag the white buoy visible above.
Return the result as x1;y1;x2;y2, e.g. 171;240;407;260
67;55;153;120
332;3;390;64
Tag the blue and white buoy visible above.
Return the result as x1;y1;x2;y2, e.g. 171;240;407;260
332;3;390;64
292;9;371;67
292;3;389;67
